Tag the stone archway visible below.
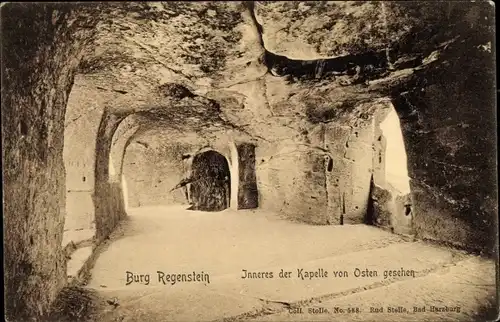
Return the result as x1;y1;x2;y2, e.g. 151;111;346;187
189;150;231;211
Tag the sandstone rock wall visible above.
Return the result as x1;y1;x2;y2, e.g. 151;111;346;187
63;78;107;233
93;110;128;241
254;102;401;227
2;3;496;321
237;143;259;209
123;141;194;207
1;4;97;320
390;2;496;253
256;141;329;224
394;72;497;252
325;116;376;224
110;115;141;183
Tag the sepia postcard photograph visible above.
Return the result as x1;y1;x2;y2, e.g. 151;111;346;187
2;1;499;321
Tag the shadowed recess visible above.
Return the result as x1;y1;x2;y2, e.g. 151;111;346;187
189;150;231;212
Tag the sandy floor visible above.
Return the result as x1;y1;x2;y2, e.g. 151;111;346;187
85;206;497;322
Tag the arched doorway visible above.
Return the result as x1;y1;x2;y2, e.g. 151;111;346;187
189;150;231;211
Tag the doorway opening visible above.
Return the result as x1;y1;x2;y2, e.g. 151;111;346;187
189;150;231;211
379;108;411;195
365;103;412;231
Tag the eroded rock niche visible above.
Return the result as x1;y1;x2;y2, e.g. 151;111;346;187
190;150;231;211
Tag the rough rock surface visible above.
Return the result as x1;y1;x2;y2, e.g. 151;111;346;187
1;4;98;320
123;140;192;208
2;2;496;321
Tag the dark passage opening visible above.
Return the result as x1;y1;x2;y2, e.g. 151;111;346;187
327;157;333;172
189;150;231;211
365;176;376;225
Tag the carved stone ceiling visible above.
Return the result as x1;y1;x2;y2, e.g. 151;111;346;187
72;1;490;140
